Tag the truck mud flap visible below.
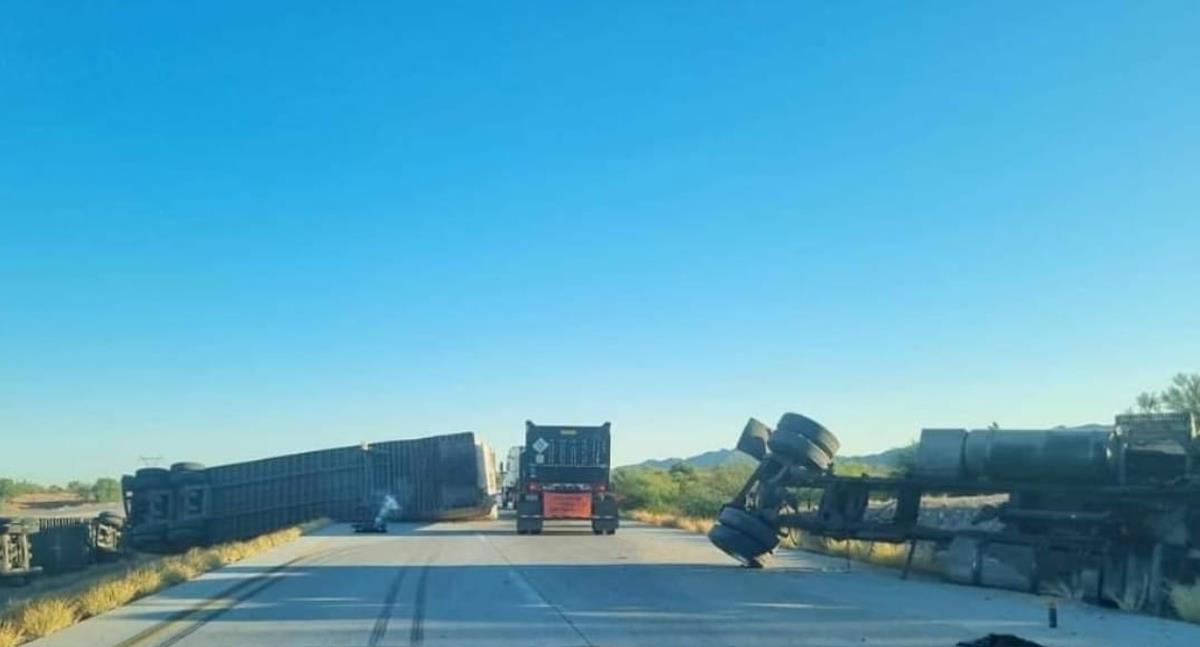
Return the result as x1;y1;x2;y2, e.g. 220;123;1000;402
516;498;542;534
591;496;619;534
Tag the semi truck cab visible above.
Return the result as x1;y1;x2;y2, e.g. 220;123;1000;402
515;421;619;535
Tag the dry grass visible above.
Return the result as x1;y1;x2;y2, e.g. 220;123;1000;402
791;534;935;571
627;510;714;534
0;622;24;647
0;519;328;646
1171;582;1200;623
628;508;935;573
8;599;77;639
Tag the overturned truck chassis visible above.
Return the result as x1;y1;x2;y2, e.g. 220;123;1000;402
709;412;1200;616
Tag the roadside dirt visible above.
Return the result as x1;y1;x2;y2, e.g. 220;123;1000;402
1;494;122;519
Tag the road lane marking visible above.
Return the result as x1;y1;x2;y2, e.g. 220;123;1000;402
109;540;348;647
473;532;595;647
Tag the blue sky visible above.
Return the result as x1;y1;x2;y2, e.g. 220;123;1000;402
2;2;1198;482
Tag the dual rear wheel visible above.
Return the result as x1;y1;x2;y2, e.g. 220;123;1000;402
767;413;838;470
707;507;780;568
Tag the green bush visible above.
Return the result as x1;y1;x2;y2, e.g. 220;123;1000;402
90;478;122;503
0;479;46;505
613;462;757;518
615;455;901;519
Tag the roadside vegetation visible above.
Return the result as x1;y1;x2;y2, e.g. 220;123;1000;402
1132;372;1200;418
613;458;899;519
0;477;122;508
613;459;937;571
0;519;327;647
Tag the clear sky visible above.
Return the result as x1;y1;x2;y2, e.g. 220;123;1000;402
2;2;1198;483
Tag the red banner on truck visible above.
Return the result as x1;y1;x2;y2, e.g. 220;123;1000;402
543;492;592;519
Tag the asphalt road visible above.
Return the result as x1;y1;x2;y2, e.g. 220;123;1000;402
30;516;1200;647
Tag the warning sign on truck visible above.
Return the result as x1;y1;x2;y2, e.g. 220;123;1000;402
542;492;592;519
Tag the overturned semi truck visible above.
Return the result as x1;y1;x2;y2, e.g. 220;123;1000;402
709;411;1200;615
122;432;498;552
0;514;123;586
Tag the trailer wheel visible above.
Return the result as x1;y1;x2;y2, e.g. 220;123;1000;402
776;413;840;456
736;418;773;461
134;467;170;487
718;507;780;552
708;523;770;568
97;512;125;529
767;431;831;471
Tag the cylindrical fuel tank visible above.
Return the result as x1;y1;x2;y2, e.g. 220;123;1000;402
961;428;1112;483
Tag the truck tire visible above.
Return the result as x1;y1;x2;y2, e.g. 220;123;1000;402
718;507;779;552
776;413;840;456
170;471;208;486
708;523;770;568
767;430;831;471
98;512;125;529
736;418;772;461
134;468;170;488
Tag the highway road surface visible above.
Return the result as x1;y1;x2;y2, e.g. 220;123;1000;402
30;516;1200;647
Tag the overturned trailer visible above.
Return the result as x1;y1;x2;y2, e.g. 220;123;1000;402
0;514;124;587
122;432;498;552
710;412;1200;615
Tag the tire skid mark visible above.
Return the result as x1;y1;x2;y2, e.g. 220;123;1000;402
474;532;595;647
408;564;430;646
367;568;408;647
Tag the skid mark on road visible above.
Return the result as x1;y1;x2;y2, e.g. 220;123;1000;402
367;568;409;647
474;532;595;647
408;565;430;646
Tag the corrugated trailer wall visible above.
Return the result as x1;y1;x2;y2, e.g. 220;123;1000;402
205;444;365;544
31;519;93;575
195;432;493;544
370;433;492;520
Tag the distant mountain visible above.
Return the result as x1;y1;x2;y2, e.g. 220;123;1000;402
838;445;913;470
630;448;756;470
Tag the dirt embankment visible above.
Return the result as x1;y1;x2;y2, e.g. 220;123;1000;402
1;494;122;519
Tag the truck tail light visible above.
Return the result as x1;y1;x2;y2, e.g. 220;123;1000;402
593;482;607;492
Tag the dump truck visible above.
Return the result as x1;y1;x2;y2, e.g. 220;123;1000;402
709;411;1200;616
515;421;619;535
